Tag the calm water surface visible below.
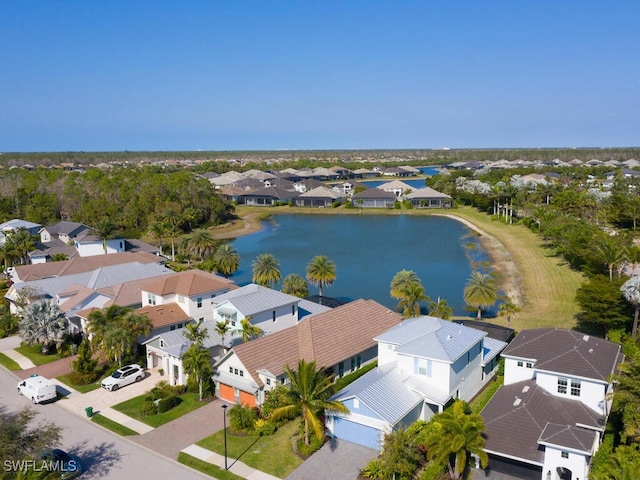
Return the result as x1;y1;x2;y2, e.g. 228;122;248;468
230;214;489;316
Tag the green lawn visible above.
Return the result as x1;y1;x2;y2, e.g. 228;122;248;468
0;352;21;370
91;413;139;436
56;373;101;393
177;452;244;480
196;420;303;479
470;376;504;414
14;346;64;366
112;392;208;428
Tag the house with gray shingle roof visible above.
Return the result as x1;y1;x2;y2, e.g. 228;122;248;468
479;328;621;480
327;316;506;450
404;187;452;208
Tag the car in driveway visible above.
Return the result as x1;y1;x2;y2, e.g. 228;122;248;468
36;448;83;479
101;364;144;391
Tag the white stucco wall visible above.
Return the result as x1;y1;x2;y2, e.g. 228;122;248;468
541;444;591;480
503;357;536;385
76;239;125;257
536;371;607;414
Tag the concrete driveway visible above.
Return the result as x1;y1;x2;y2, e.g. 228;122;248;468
285;437;377;480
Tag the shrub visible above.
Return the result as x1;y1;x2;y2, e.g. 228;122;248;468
157;395;181;413
66;371;99;386
254;418;276;436
228;404;258;433
362;459;386;479
170;384;187;395
261;385;294;425
296;435;323;456
141;400;157;416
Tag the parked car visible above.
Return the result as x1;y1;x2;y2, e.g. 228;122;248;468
17;375;57;404
101;364;144;391
36;448;83;479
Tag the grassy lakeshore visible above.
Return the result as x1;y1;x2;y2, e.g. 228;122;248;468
214;205;583;330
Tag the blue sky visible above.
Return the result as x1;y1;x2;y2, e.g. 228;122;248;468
1;1;638;152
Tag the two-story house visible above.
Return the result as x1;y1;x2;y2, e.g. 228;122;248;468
327;316;507;450
212;299;402;408
480;328;622;480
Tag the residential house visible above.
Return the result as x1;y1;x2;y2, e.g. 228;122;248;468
40;221;91;244
376;180;416;198
237;186;298;206
351;189;397;208
480;328;621;480
0;219;42;246
327;316;506;450
212;299;402;407
294;186;345;207
405;187;452;208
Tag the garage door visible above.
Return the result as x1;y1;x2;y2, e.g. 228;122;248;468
332;418;382;450
219;384;235;403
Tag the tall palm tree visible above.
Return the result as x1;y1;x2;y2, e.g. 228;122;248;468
18;299;68;354
306;255;336;300
397;281;429;318
147;219;169;257
252;253;281;288
240;317;261;343
182;344;212;401
390;270;421;300
595;235;628;280
183;321;208;346
215;320;230;347
162;210;184;261
423;400;488;479
213;244;240;278
269;359;349;445
463;271;498;319
0;242;19;273
498;300;520;325
92;218;117;255
120;311;152;355
281;273;309;298
621;276;640;338
429;297;453;320
187;228;218;261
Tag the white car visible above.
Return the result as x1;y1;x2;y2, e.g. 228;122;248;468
101;364;144;391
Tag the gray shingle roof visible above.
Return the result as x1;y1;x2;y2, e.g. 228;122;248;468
502;328;621;382
539;423;595;454
375;316;487;363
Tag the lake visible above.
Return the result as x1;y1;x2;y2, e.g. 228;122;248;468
229;214;490;316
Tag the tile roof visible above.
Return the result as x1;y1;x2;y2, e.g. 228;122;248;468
376;180;416;192
136;303;191;328
481;380;604;465
227;299;402;387
140;270;236;297
502;328;621;382
375;316;487;363
13;251;163;282
351;189;396;200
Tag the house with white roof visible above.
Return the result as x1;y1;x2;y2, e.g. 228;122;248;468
0;219;42;246
327;316;506;450
479;328;621;480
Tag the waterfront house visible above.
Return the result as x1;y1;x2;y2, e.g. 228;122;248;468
295;186;345;207
351;189;397;208
404;187;452;208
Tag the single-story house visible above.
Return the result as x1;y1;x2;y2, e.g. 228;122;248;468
351;189;397;208
295;186;345;207
404;187;452;208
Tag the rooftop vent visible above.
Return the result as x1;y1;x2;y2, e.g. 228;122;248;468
447;335;452;340
583;335;590;342
589;348;594;353
522;385;530;393
513;398;522;406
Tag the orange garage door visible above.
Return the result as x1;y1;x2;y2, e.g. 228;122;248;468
240;390;256;407
219;384;235;403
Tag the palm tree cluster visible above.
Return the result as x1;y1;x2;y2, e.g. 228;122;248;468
182;321;212;401
88;305;152;365
390;270;430;318
19;299;68;354
0;228;37;271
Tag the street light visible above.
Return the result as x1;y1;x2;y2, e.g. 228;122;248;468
221;404;228;470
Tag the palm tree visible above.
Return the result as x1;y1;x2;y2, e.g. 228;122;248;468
147;219;169;257
397;281;429;318
306;255;336;300
99;325;130;365
187;228;218;261
269;359;349;445
92;218;117;255
213;244;240;278
252;253;281;288
183;321;208;346
498;300;520;325
18;299;68;354
162;210;184;261
182;344;212;401
215;320;230;347
429;297;453;320
591;445;640;480
390;270;421;300
6;228;37;265
120;311;152;355
281;273;309;298
423;400;488;479
594;234;628;280
621;276;640;338
88;305;149;364
463;271;498;319
0;242;19;273
240;317;261;343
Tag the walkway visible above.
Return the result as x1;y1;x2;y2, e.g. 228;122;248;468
0;335;36;369
182;445;280;480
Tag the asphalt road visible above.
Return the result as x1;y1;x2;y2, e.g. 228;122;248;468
0;367;209;480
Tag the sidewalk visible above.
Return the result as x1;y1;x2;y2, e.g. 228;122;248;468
0;335;36;369
94;406;154;434
182;444;280;480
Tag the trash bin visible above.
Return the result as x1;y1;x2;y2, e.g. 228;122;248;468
85;407;93;418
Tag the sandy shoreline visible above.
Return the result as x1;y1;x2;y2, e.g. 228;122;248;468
212;210;523;309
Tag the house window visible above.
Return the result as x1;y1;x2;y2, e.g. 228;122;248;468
272;311;276;322
571;379;581;396
353;398;360;409
148;293;156;305
177;323;183;328
239;370;243;377
266;378;271;386
558;377;568;394
417;359;432;377
159;340;164;348
338;362;344;377
517;361;524;367
119;241;123;249
170;326;175;331
229;366;233;374
199;318;204;322
197;297;203;308
234;368;238;375
178;295;185;303
526;362;533;368
561;451;569;459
